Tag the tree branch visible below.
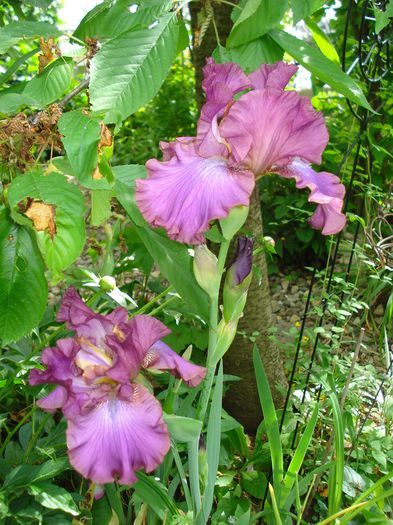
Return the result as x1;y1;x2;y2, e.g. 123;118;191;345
59;77;90;108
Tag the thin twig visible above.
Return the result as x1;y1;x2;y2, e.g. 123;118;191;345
59;77;90;108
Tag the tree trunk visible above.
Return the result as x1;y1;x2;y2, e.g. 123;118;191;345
189;1;287;434
223;187;287;433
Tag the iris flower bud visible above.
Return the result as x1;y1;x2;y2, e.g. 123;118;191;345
223;236;253;322
219;205;249;240
193;244;220;298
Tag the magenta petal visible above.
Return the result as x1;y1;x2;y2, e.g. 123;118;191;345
29;338;78;386
107;315;170;382
198;58;251;140
248;62;298;90
144;341;207;387
136;140;255;244
57;288;129;348
220;89;329;175
276;161;346;235
36;386;68;413
66;384;170;485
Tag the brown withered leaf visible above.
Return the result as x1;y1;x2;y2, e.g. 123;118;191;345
99;122;112;148
24;200;56;239
92;165;103;180
38;37;61;73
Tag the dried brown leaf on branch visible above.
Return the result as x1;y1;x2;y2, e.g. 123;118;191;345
24;200;57;239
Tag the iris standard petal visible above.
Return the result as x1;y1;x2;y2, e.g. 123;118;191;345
198;58;251;139
143;341;207;387
29;338;78;386
275;160;346;235
107;315;170;383
219;88;329;175
248;62;298;90
136;141;255;244
66;384;170;485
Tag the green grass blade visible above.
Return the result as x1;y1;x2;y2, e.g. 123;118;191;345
320;378;344;516
281;404;319;504
134;472;179;520
196;361;224;525
188;439;201;515
269;484;283;525
253;346;284;491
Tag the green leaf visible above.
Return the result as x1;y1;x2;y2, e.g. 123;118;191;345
134;472;179;520
227;0;288;48
305;18;340;63
0;209;47;345
74;0;171;42
4;459;69;490
0;21;61;54
269;29;373;111
281;404;319;504
291;0;325;24
374;0;393;34
197;362;224;525
58;110;111;189
7;171;86;274
28;483;79;516
213;35;283;73
23;58;73;108
253;346;283;491
164;414;202;442
91;189;113;226
319;378;344;516
90;12;179;122
114;165;209;320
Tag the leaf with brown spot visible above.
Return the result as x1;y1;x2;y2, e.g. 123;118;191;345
24;200;56;239
99;122;112;148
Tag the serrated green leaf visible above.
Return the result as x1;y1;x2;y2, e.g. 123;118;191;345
291;0;325;24
114;164;209;320
213;34;283;73
7;171;86;274
305;18;340;63
90;13;179;122
23;57;73;108
0;21;61;54
74;0;171;42
269;29;373;111
227;0;288;48
58;110;111;189
0;209;47;345
28;483;79;516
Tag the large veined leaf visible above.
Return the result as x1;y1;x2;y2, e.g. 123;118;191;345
74;0;172;41
213;35;283;73
0;58;73;113
269;29;373;111
0;21;61;54
0;208;48;345
227;0;288;48
291;0;325;24
114;165;209;320
28;483;79;516
305;18;340;63
23;57;73;107
89;12;179;123
7;171;86;274
58;110;112;189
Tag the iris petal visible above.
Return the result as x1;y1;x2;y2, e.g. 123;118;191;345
275;160;346;235
144;341;207;387
136;139;254;244
66;384;170;485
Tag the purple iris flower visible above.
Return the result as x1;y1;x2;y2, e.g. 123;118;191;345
29;288;206;485
136;59;346;244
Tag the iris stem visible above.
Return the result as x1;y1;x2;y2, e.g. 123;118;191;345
197;239;230;423
133;285;173;316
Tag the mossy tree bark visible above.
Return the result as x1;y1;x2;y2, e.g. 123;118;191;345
189;1;287;434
